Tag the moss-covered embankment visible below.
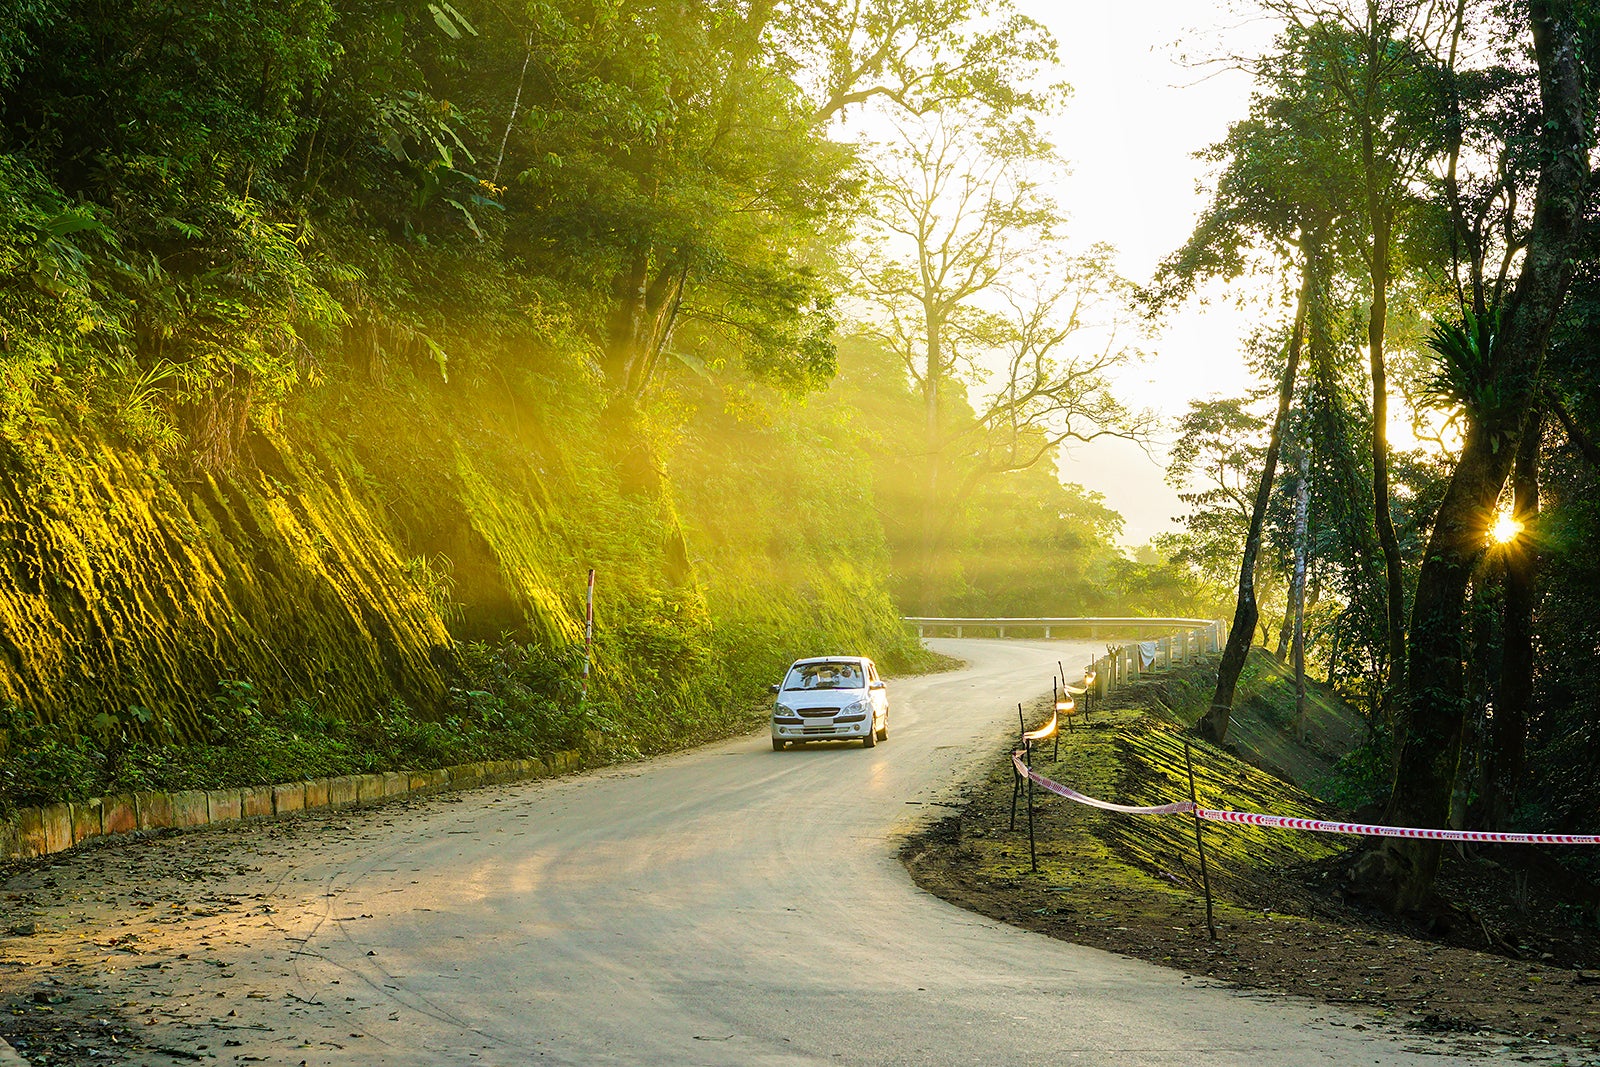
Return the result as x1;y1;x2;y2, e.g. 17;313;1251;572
902;655;1600;1053
0;353;925;814
904;649;1361;917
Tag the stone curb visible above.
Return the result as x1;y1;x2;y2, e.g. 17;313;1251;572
0;751;583;864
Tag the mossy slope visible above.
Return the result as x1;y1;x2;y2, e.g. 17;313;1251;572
0;360;924;751
0;423;452;741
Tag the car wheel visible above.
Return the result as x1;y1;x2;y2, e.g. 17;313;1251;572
861;724;876;749
772;738;785;751
876;716;888;742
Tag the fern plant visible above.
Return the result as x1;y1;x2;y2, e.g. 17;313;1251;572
1421;306;1513;430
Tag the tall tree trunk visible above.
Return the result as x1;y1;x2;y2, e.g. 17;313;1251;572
492;34;533;185
1481;405;1544;829
1366;213;1409;728
603;254;688;398
1367;419;1507;908
1354;0;1592;911
1279;445;1311;658
1325;607;1347;689
1350;5;1411;728
1200;277;1308;743
1455;568;1495;829
604;247;652;390
1288;446;1311;739
1303;222;1387;718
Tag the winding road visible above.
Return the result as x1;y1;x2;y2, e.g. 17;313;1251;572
10;639;1544;1064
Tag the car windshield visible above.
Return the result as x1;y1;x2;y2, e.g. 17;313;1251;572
783;662;865;691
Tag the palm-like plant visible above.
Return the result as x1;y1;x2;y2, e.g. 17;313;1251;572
1422;307;1512;434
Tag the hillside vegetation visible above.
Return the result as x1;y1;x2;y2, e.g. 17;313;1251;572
2;1;1176;812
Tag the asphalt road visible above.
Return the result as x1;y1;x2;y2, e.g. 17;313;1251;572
8;639;1548;1065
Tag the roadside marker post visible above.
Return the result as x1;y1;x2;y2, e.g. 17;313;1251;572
1011;698;1063;873
1010;706;1025;832
1184;739;1217;941
1024;703;1037;872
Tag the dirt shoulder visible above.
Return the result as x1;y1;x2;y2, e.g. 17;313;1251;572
901;660;1600;1061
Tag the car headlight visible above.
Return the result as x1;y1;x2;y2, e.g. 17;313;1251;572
774;703;795;716
842;699;868;715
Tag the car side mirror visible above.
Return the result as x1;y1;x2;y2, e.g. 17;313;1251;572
768;683;780;695
871;681;886;690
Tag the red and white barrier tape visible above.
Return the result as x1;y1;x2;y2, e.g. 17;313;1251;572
1012;752;1196;815
1011;752;1600;844
1193;807;1600;844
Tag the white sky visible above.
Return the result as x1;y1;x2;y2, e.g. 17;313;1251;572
1023;1;1283;545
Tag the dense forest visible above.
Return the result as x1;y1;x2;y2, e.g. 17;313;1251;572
1152;0;1600;909
2;0;1598;917
0;2;1204;814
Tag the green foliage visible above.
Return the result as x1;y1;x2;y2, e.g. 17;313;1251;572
1420;306;1511;428
0;0;1092;817
1319;733;1393;811
0;0;1069;466
0;703;99;810
825;333;1148;616
1104;535;1232;619
1165;394;1270;587
0;155;117;440
0;644;600;813
501;0;862;396
404;553;463;625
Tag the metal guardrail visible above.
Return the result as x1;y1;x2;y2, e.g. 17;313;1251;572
902;616;1220;639
906;616;1230;703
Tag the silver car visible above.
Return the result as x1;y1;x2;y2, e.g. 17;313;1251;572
769;656;889;750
